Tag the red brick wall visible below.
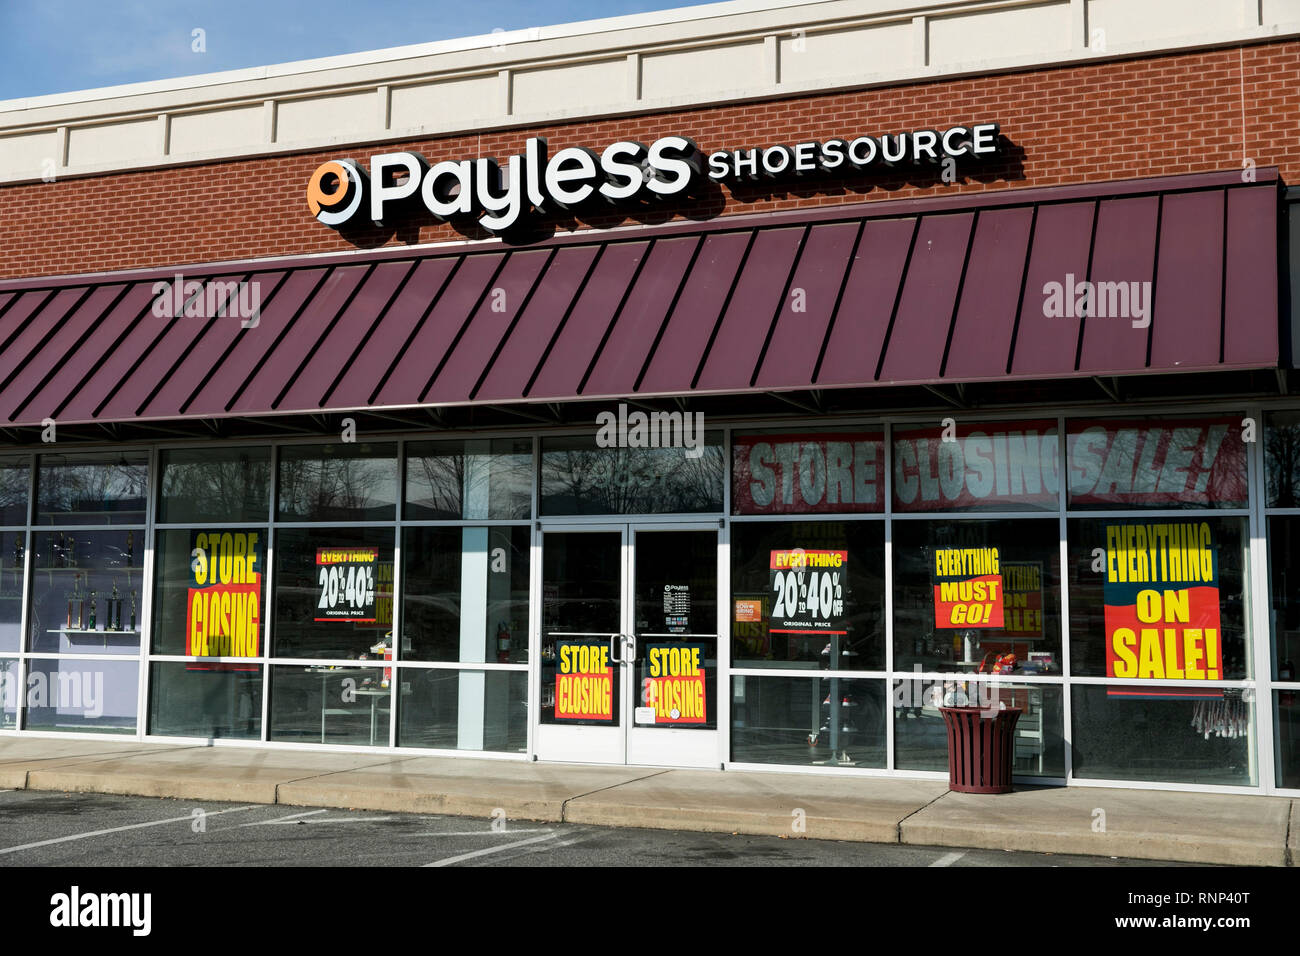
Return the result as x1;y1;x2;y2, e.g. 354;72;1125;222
3;39;1297;280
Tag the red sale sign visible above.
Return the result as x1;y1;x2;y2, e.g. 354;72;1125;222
1103;521;1223;682
1068;418;1246;508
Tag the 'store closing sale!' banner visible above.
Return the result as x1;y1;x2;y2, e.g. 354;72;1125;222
1104;521;1222;681
186;530;262;667
314;547;379;622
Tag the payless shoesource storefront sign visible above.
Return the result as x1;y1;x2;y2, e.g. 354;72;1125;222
305;123;1002;234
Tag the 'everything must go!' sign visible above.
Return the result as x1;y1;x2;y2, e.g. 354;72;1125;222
932;546;1005;629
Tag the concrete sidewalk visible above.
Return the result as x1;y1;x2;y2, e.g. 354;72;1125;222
0;737;1291;866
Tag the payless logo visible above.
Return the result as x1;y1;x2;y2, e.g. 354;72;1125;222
307;159;368;228
307;135;705;235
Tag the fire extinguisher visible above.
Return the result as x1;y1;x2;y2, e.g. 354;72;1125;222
497;622;511;663
1281;659;1295;706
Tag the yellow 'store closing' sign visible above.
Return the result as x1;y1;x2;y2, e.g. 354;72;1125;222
187;531;262;663
640;643;707;724
555;639;614;722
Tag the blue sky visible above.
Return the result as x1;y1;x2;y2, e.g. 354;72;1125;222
0;0;713;100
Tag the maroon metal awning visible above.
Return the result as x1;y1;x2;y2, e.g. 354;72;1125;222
0;168;1281;429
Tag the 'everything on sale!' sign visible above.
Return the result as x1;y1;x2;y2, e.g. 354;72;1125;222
768;549;847;636
187;530;262;665
1104;521;1222;681
555;639;614;722
933;547;1005;629
640;643;707;725
1001;562;1044;639
315;547;379;622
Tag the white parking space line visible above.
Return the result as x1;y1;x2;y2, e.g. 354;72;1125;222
0;805;258;855
264;816;400;824
929;851;967;867
409;828;548;837
424;832;559;867
545;835;590;851
237;809;328;827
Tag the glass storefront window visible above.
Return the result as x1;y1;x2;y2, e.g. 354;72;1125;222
1;657;17;728
268;664;390;745
37;452;147;525
397;668;527;752
540;434;724;515
731;520;884;669
23;657;138;733
893;518;1061;673
1271;516;1300;681
892;420;1059;513
402;525;529;663
1067;415;1248;510
539;532;622;727
270;527;395;660
152;529;265;658
0;530;22;653
893;680;1064;777
1267;410;1300;508
148;662;262;739
634;528;718;731
1275;691;1300;789
1068;517;1249;680
0;455;30;525
277;443;397;522
27;530;143;656
731;675;885;767
405;438;532;520
158;447;271;523
732;429;884;515
1072;684;1254;786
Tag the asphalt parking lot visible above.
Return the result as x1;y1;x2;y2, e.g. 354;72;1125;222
0;789;1181;867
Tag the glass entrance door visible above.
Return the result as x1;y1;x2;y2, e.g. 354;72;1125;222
535;524;721;767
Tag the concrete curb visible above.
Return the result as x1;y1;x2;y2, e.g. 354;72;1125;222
1;740;1290;866
898;817;1286;867
25;768;282;805
900;788;1293;867
561;800;904;843
274;782;566;822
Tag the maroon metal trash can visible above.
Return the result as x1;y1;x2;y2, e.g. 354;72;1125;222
938;706;1022;794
